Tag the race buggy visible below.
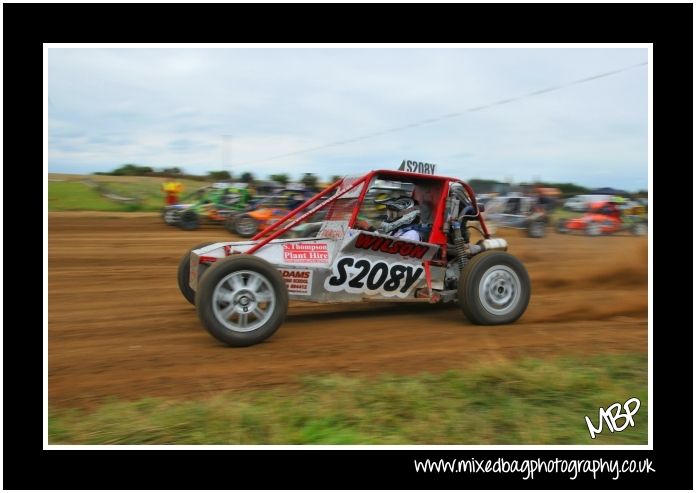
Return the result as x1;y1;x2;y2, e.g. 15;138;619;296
178;169;531;347
225;187;316;238
162;183;253;230
483;194;549;238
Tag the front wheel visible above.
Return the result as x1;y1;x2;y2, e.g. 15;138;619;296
179;209;200;230
458;251;531;325
527;220;546;238
224;213;241;234
632;222;647;236
195;255;288;346
585;221;602;236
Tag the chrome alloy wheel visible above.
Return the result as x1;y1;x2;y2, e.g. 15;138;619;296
212;270;276;332
478;265;522;316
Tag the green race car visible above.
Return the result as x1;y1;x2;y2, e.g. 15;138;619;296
162;183;253;230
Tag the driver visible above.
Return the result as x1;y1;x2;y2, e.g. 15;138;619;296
354;196;422;242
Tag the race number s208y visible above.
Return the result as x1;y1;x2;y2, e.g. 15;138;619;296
324;256;423;297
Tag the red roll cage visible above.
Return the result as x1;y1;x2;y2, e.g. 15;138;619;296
246;169;490;255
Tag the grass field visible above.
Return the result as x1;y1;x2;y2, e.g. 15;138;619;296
48;182;128;211
48;174;210;212
49;353;647;445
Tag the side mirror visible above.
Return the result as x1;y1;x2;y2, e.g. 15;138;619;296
478;203;485;213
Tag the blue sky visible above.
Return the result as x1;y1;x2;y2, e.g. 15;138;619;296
48;47;649;190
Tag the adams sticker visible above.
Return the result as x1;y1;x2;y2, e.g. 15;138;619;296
278;268;313;295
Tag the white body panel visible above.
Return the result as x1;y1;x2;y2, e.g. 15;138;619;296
190;229;440;303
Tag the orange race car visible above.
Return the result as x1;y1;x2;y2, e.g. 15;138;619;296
556;200;647;236
225;189;315;237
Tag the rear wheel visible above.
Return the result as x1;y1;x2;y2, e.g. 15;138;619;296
196;255;288;347
234;214;259;238
458;251;530;325
177;242;215;305
556;219;568;234
162;207;180;225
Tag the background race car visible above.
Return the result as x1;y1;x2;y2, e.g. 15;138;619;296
225;188;316;237
162;183;253;230
556;200;647;236
483;194;549;238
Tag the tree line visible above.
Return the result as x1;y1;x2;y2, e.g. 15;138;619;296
95;164;640;196
94;164;343;190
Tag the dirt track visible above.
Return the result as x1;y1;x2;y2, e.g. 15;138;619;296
48;213;648;409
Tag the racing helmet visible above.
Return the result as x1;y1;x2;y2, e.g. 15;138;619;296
375;196;420;234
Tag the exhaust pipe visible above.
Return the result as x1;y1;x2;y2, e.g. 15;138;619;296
467;238;509;256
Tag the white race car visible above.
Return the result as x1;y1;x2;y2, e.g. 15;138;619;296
178;169;531;346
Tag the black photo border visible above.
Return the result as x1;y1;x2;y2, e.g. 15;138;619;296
9;2;692;490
